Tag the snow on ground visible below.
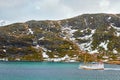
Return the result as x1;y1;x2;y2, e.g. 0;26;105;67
15;58;20;61
89;49;98;54
79;38;99;54
39;37;44;40
99;40;109;50
77;29;96;53
50;57;66;62
78;29;96;40
0;58;8;61
113;49;118;54
44;55;77;62
80;30;84;32
61;26;77;40
35;45;40;49
110;23;120;37
69;46;72;49
3;49;6;52
42;52;49;58
63;37;67;39
78;40;93;52
115;31;120;37
34;45;49;58
69;38;76;41
40;46;50;58
45;55;69;62
107;17;111;20
78;34;92;40
79;42;90;50
69;60;76;62
28;28;34;34
70;29;78;34
110;23;120;30
91;17;93;19
91;29;96;34
90;22;92;25
80;40;109;54
62;27;77;35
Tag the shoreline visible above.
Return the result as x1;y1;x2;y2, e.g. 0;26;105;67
105;60;120;65
0;57;120;65
0;60;120;65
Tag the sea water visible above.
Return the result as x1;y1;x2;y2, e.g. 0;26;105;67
0;61;120;80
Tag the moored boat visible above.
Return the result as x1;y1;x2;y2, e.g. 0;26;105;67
79;62;104;70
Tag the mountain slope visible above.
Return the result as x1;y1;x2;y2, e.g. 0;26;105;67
0;13;120;61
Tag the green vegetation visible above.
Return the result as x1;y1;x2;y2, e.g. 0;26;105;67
0;13;120;62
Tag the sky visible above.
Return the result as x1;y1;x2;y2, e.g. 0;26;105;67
0;0;120;24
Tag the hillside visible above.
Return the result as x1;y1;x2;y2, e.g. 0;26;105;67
0;13;120;62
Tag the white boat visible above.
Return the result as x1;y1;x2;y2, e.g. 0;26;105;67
79;53;104;70
79;62;104;70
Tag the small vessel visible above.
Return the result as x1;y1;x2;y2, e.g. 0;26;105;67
79;62;104;70
79;54;104;70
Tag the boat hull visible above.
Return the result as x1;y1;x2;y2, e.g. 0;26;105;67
79;64;104;70
80;66;104;70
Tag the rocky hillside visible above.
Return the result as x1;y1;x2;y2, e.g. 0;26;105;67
0;13;120;62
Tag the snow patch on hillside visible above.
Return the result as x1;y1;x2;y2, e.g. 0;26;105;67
108;17;111;20
78;29;95;40
77;29;96;53
99;40;109;50
3;49;6;52
110;23;120;36
79;41;92;51
44;55;77;62
39;37;44;40
42;52;49;58
113;49;118;54
28;28;34;34
35;45;40;49
61;26;77;40
89;49;98;54
110;23;120;30
115;31;120;37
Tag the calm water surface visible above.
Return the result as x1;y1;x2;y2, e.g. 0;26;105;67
0;62;120;80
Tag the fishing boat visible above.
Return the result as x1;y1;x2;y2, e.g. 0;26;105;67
79;62;104;70
79;54;104;70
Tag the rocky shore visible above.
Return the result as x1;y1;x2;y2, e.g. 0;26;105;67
106;60;120;65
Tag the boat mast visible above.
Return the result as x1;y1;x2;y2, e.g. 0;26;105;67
84;54;87;64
